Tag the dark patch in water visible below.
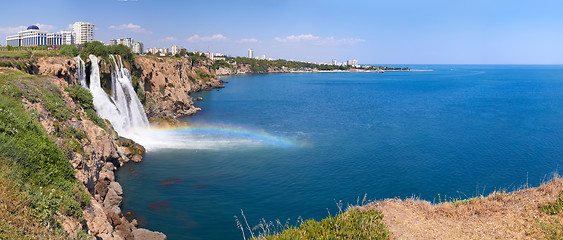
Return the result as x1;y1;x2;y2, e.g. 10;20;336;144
148;200;170;210
160;178;182;186
193;183;206;189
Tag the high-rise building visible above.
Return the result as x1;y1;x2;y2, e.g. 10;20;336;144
109;39;118;46
171;45;180;55
347;59;358;67
248;48;254;58
132;42;143;54
261;54;266;60
204;51;214;61
73;21;95;44
119;38;133;48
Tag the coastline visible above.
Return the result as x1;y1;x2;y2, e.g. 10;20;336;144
217;68;434;76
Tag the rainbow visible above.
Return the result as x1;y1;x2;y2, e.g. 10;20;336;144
148;124;296;147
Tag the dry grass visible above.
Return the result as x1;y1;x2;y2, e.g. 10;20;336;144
361;175;563;239
0;159;67;239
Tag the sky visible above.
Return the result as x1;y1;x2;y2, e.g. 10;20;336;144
1;0;563;64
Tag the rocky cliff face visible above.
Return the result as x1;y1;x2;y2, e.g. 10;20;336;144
21;54;228;239
17;72;165;240
132;56;224;123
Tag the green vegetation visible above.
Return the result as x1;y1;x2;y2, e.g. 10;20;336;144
78;41;134;64
117;136;146;156
58;45;79;57
65;85;106;128
538;192;563;239
187;51;209;64
541;192;563;215
211;59;232;70
0;158;75;239
0;69;90;231
245;209;389;240
0;45;57;58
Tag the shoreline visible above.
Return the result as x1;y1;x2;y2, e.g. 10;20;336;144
218;68;434;76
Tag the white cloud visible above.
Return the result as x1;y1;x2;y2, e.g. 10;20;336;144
0;26;26;34
274;34;320;43
275;34;365;46
158;36;177;42
187;34;228;42
236;38;260;44
0;23;56;34
34;23;55;31
109;23;151;34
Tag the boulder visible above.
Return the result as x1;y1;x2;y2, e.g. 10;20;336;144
131;154;143;163
109;181;123;196
94;181;108;199
132;228;167;240
103;188;123;209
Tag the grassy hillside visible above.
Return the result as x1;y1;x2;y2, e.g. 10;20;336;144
0;68;90;239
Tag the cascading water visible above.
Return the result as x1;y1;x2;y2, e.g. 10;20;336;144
74;56;88;88
74;55;290;151
74;55;150;140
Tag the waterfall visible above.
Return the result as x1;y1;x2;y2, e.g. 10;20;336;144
74;56;88;88
76;55;150;139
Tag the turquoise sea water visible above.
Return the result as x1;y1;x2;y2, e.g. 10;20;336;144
117;65;563;239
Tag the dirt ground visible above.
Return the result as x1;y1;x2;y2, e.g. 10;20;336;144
361;177;563;239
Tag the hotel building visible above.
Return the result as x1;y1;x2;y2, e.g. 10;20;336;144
6;25;47;46
73;21;95;44
132;42;143;54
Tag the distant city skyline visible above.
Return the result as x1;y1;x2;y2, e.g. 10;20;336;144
1;0;563;64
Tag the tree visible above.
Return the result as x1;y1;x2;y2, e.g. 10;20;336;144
179;49;187;57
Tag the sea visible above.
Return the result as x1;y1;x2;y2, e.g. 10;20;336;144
116;65;563;239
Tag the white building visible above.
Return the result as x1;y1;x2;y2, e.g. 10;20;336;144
132;42;143;54
46;32;63;46
204;51;214;61
73;21;94;44
347;59;358;67
59;30;75;45
248;48;254;58
119;38;133;48
171;45;180;55
6;25;48;46
6;25;76;46
109;39;118;46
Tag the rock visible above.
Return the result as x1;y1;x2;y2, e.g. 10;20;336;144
196;97;203;101
103;188;123;209
131;219;138;227
94;181;108;199
109;181;123;196
99;162;116;182
131;154;143;163
117;147;131;162
114;220;134;240
83;197;114;238
132;228;167;240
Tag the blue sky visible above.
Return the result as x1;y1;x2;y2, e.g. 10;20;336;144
1;0;563;64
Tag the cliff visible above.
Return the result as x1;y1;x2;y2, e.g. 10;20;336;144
132;56;224;123
0;54;227;239
0;67;165;239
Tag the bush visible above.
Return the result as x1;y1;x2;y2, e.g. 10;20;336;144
66;85;106;128
58;45;79;57
248;209;389;240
